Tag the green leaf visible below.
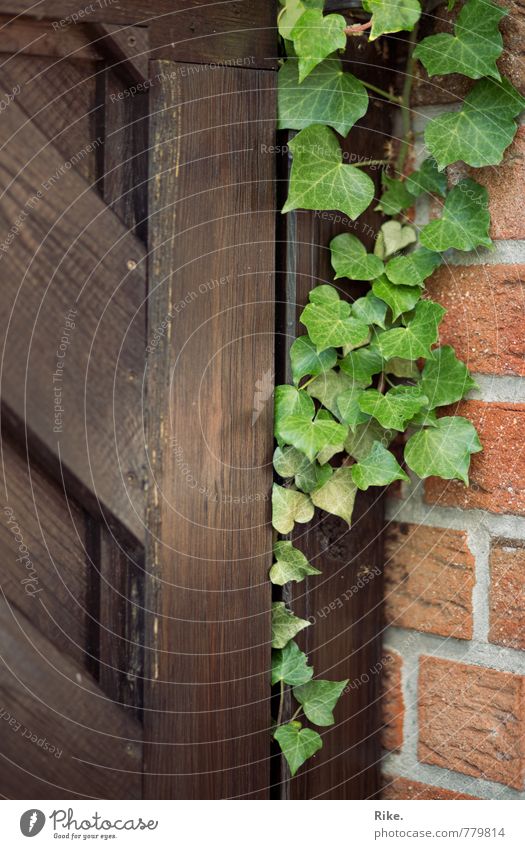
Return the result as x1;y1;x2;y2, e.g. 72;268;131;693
272;601;311;649
272;640;313;686
310;466;357;525
293;679;348;726
404;415;482;484
278;0;323;40
306;368;353;417
420;345;478;408
273;445;310;478
270;540;322;586
352;292;388;329
375;300;446;360
283;125;375;220
363;0;421;40
385;247;442;287
272;484;315;534
385;357;420;379
359;385;429;431
330;233;385;281
300;299;369;352
295;459;334;493
291;9;347;82
351;441;409;490
344;419;391;461
275;385;315;443
376;174;416;216
419;179;492;252
405;158;447;198
425;78;525;170
409;407;438;427
336;386;370;429
339;347;384;386
279;411;348;462
372;274;421;321
291;335;337;384
309;284;340;304
413;0;506;81
374;220;417;259
274;722;322;776
278;58;368;136
315;409;347;464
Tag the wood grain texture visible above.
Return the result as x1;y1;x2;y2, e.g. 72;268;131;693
0;92;146;541
0;1;278;68
0;14;101;60
144;61;275;799
0;597;142;799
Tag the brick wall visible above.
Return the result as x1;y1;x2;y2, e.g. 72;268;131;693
381;1;525;801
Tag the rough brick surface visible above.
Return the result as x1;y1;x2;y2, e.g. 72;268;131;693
418;657;525;789
489;539;525;651
385;523;475;639
427;263;525;376
425;402;525;515
382;650;404;752
382;775;477;800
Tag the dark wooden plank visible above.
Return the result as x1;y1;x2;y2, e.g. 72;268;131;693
143;61;275;799
0;93;146;542
0;436;88;664
92;23;149;84
0;13;101;59
0;1;278;68
0;596;142;798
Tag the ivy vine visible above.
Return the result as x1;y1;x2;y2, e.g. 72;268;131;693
271;0;524;777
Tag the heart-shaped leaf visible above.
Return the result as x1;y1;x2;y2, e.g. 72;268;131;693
278;0;323;40
310;466;357;525
376;174;417;216
275;385;315;443
272;484;315;534
270;540;322;586
336;386;370;429
272;640;313;686
272;601;310;649
339;347;384;386
374;220;417;259
419;179;492;252
300;299;369;352
405;158;447;198
344;420;391;461
291;335;337;384
363;0;421;40
293;679;348;726
352;441;409;490
274;722;322;776
420;345;478;408
385;247;442;287
372;275;421;321
291;9;347;82
279;411;348;462
375;300;446;360
358;385;429;431
404;415;482;484
306;368;353;417
330;233;385;281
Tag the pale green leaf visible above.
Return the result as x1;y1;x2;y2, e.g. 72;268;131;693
272;484;315;534
419;179;492;252
374;220;417;259
375;300;446;360
275;384;315;443
404;415;482;484
291;9;347;82
272;601;310;649
300;299;369;352
273;722;322;776
372;274;421;321
363;0;421;40
279;411;348;462
309;283;340;304
310;466;357;525
273;445;310;479
293;679;348;726
351;441;409;490
420;344;478;408
278;0;323;40
352;292;388;329
330;232;384;281
291;335;337;384
270;540;322;586
336;386;370;429
306;368;353;417
283;125;375;220
358;385;429;431
272;640;313;685
344;419;391;461
385;247;442;287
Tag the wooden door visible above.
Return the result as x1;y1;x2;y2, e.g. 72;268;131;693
0;1;385;799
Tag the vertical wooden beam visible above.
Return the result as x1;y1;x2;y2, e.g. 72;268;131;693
144;61;276;799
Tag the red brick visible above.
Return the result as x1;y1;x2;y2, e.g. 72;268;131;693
382;650;404;751
385;523;474;639
425;401;525;515
489;539;525;651
382;774;477;800
418;657;525;789
427;263;525;376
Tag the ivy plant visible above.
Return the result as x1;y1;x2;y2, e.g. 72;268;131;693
272;0;521;777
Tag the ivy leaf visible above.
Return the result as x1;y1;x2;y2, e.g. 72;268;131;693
279;411;348;462
413;0;506;82
344;419;391;461
291;335;337;384
420;345;478;408
273;722;322;776
278;0;323;40
306;368;353;417
385;357;420;379
352;292;388;329
316;409;347;464
405;158;447;198
272;601;311;649
270;540;322;586
375;300;446;360
273;445;310;478
336;386;370;429
363;0;421;41
291;9;347;82
309;283;340;304
296;459;334;493
278;58;368;136
272;484;314;534
372;275;421;321
419;179;492;252
310;466;357;525
275;385;315;443
374;220;417;259
404;415;482;484
425;79;525;170
339;347;384;386
300;299;369;352
409;407;438;427
272;640;313;686
351;441;409;490
385;247;442;288
283;125;375;220
293;679;348;726
359;385;429;431
330;233;385;281
376;174;416;216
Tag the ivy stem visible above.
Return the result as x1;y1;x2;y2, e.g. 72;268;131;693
362;80;402;106
377;372;386;394
290;705;303;722
395;23;420;176
277;679;285;727
344;20;372;36
353;159;389;168
299;375;317;391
